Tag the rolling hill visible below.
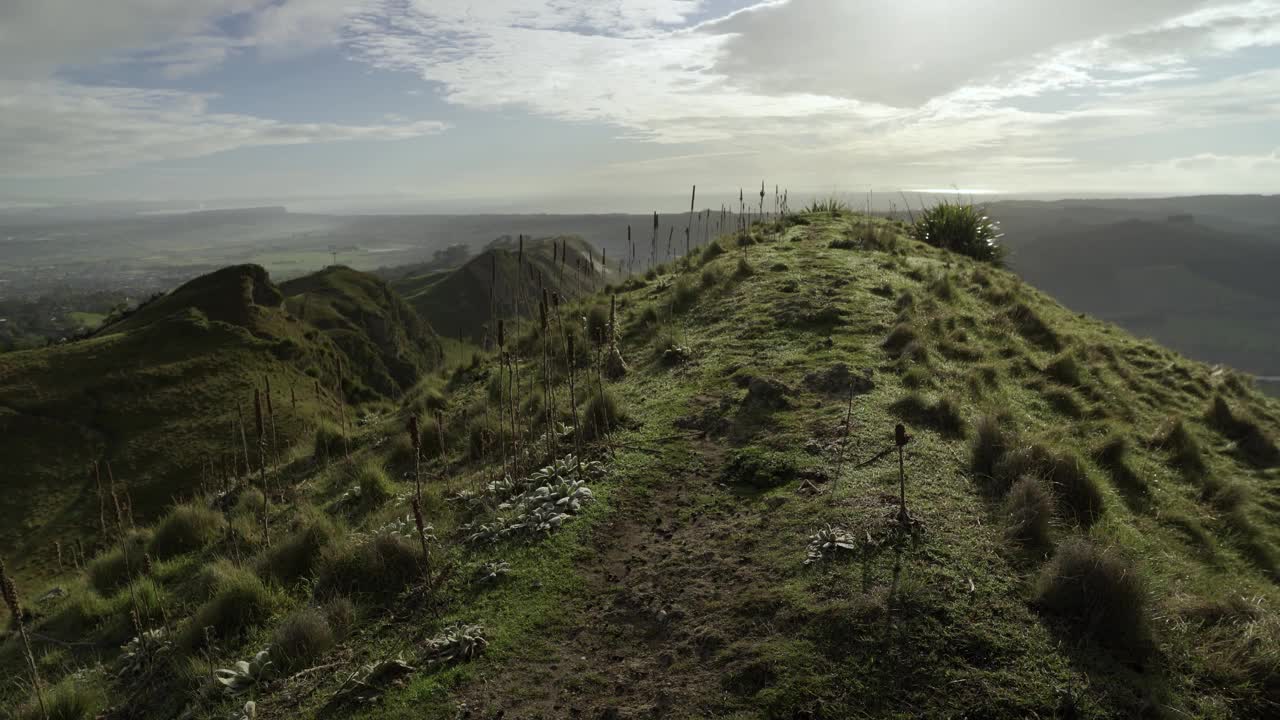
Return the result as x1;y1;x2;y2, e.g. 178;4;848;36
1000;217;1280;387
390;235;613;345
1;209;1278;720
0;264;440;586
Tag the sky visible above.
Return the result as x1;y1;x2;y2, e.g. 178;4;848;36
1;0;1279;212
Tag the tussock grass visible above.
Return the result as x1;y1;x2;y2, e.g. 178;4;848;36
889;392;964;437
16;675;103;720
1151;417;1207;478
313;420;345;460
882;323;918;355
350;459;396;511
970;413;1013;487
149;503;225;560
586;304;609;345
1092;432;1148;497
1004;477;1053;547
1207;395;1278;467
1043;388;1084;419
700;267;720;288
322;596;357;639
1043;450;1105;527
734;257;754;278
269;607;335;673
315;533;420;602
671;276;700;314
1034;538;1148;652
581;389;621;441
178;562;276;652
86;529;152;594
1045;352;1081;386
256;510;340;586
1006;302;1061;351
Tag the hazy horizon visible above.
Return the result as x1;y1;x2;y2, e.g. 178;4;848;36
3;1;1280;210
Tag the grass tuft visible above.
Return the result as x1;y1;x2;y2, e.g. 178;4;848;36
1034;538;1149;653
1004;477;1053;547
178;561;276;652
269;607;336;673
315;533;420;602
1207;395;1278;467
149;502;225;559
256;510;341;586
889;392;964;437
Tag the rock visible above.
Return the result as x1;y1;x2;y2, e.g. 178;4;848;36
803;363;874;396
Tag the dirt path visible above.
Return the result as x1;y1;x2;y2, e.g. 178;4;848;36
457;429;781;719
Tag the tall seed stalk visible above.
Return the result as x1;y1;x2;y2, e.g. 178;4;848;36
685;185;696;258
1;557;45;719
254;389;270;547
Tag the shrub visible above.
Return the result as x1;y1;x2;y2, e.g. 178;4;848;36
257;511;341;586
179;563;275;652
149;503;225;559
467;415;506;460
16;675;104;720
1004;477;1053;547
581;389;622;441
87;529;152;595
911;201;1004;263
315;534;420;602
269;608;335;673
1034;538;1149;652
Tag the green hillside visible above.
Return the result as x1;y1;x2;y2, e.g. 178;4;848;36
0;265;439;588
2;210;1278;720
392;235;611;345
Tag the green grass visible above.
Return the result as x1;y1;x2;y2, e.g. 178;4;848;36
4;205;1280;720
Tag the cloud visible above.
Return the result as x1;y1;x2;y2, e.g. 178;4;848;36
0;81;446;177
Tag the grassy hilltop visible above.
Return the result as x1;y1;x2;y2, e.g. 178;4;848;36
2;206;1278;720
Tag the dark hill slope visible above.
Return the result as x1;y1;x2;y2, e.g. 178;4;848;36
392;235;610;344
280;266;442;400
0;264;437;585
1005;219;1280;378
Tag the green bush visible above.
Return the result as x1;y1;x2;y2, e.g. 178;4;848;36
1034;538;1148;653
149;503;225;559
315;534;421;602
911;201;1004;263
179;562;275;652
269;607;335;673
